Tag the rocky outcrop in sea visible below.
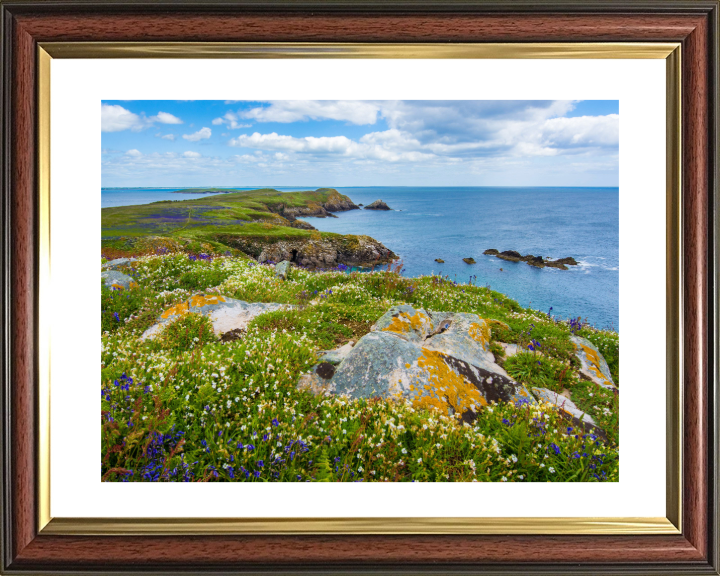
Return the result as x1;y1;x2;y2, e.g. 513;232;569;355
483;249;579;270
364;199;392;210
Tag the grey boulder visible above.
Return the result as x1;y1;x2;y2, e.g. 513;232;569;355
101;270;138;290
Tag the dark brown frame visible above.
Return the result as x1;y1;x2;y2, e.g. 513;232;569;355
1;1;718;573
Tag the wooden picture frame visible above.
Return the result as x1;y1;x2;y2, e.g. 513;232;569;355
1;1;718;573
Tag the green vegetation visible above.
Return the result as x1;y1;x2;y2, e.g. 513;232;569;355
101;188;347;245
102;252;619;482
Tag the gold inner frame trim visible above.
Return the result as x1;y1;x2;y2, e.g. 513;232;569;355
43;516;678;536
37;42;683;536
40;41;679;59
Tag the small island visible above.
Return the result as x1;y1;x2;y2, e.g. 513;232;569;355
364;199;392;210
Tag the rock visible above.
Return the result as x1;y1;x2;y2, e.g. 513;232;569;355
102;257;137;270
320;189;360;212
500;343;520;358
373;305;435;343
297;371;335;396
435;258;445;263
358;203;364;207
273;203;332;220
220;328;245;343
522;255;545;267
543;261;568;270
288;219;316;230
571;335;617;390
228;235;396;269
101;270;138;290
364;199;392;210
274;260;292;280
554;257;578;266
497;250;522;263
299;305;536;422
463;257;476;264
141;295;289;340
485;250;578;271
532;387;596;425
532;387;607;440
319;341;355;365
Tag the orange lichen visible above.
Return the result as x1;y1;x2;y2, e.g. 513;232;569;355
188;294;226;308
160;301;190;319
110;284;124;290
468;321;490;348
382;312;431;336
578;343;613;385
412;349;487;416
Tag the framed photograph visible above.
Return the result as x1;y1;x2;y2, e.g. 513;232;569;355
1;1;717;574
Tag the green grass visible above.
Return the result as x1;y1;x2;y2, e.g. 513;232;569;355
101;253;619;482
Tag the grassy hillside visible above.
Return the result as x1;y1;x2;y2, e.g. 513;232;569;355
102;187;349;241
101;253;619;483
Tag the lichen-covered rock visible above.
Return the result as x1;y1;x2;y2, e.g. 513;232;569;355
300;305;536;422
421;313;494;367
532;388;596;426
297;369;335;396
364;199;392;210
532;387;607;440
102;257;137;271
274;260;292;280
101;270;138;290
141;295;288;340
372;305;434;343
571;335;617;390
319;341;355;365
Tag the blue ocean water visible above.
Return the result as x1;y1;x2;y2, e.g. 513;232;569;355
309;187;619;330
101;186;619;329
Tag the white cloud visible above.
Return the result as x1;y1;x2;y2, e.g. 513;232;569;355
102;104;183;132
241;101;380;125
182;127;212;142
229;131;433;162
103;100;618;186
102;104;144;132
212;111;252;129
152;111;183;125
538;114;619;147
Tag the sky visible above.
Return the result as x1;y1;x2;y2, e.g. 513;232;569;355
101;100;619;188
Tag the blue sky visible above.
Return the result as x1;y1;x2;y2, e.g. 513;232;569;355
101;100;619;188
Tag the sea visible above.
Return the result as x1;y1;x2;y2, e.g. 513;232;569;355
101;186;619;330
